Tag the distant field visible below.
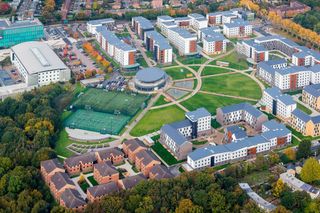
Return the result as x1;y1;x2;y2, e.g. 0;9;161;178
164;67;194;80
130;105;185;137
201;66;232;76
211;52;249;70
178;56;208;65
201;74;262;99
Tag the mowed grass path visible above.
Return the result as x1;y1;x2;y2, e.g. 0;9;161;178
181;93;256;115
164;67;194;80
201;66;231;76
201;73;262;99
130;105;185;136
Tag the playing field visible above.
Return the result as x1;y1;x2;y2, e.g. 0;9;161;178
201;66;231;76
164;67;194;80
72;89;149;116
65;109;131;135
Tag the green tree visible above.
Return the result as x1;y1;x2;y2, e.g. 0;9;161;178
271;205;290;213
300;157;320;183
297;140;312;160
273;179;285;197
175;199;203;213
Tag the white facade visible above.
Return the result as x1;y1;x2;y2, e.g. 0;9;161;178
274;69;311;90
202;36;227;55
167;28;197;55
87;18;115;35
223;24;252;38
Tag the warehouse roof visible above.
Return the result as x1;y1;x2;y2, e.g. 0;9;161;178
11;41;68;75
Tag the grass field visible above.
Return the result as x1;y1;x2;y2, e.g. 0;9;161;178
164;67;194;80
178;56;208;65
65;109;131;134
73;89;149;116
130;105;185;136
211;52;249;70
189;66;200;72
151;142;183;165
201;66;231;76
153;95;170;106
297;103;312;115
240;170;271;185
181;93;255;115
201;73;262;99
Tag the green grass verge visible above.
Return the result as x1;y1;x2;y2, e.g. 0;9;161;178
177;56;208;65
211;52;249;70
192;140;208;145
130;105;185;137
153;95;170;107
181;93;256;115
201;73;262;99
188;66;200;72
240;170;271;185
137;57;148;67
164;67;194;80
79;180;90;192
297;103;312;115
201;66;231;76
151;142;184;165
87;176;99;186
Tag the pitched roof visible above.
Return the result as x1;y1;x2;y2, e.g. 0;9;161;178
278;94;295;106
132;16;154;30
291;109;311;123
64;152;96;168
264;87;281;99
262;120;286;131
60;188;86;209
145;31;172;50
87;182;119;197
94;162;118;177
41;158;64;173
161;124;188;146
169;27;196;39
121;174;147;189
219;102;264;118
186;107;211;122
96;148;124;160
123;139;147;152
135;150;160;166
303;84;320;98
170;119;192;129
225;125;247;139
51;172;75;191
149;164;174;179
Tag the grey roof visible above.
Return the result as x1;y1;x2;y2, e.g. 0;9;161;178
161;124;188;146
227;135;268;151
292;109;311;123
255;35;299;48
162;21;178;27
264;87;281;99
174;17;192;22
265;59;287;66
278;94;295;106
145;31;172;50
189;144;230;161
170;119;192;129
0;18;43;30
121;174;147;189
226;125;247;139
135;67;167;83
51;172;75;191
87;18;114;25
96;27;135;52
219;102;264;119
311;115;320;124
304;84;320;98
257;62;276;75
96;148;124;160
199;27;221;35
132;16;154;30
41;158;64;173
64;152;96;168
186;107;211;122
224;19;250;28
94;162;118;176
242;40;267;52
275;66;309;76
203;32;225;42
293;46;320;61
188;13;205;19
149;164;174;180
11;41;68;75
135;150;159;166
60;189;86;209
262;120;286;130
87;182;119;197
123;139;147;152
169;27;196;39
310;64;320;73
261;128;290;140
157;15;174;22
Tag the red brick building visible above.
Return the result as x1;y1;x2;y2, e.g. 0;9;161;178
64;153;96;176
87;182;119;202
50;172;76;200
40;158;65;184
122;139;147;163
135;150;161;177
93;162;119;184
95;148;124;165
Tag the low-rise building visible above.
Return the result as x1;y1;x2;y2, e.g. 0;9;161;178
135;150;161;177
87;182;119;202
60;188;87;211
216;103;268;131
132;16;154;39
270;1;311;18
122;139;147;163
256;59;288;85
118;174;147;190
207;10;241;26
11;41;71;86
151;0;162;8
93;162;119;184
40;158;65;185
149;164;174;180
174;17;191;28
50;172;76;200
261;87;296;119
302;84;320;112
290;109;320;137
188;13;208;31
144;31;172;64
64;153;96;176
224;125;247;143
202;31;227;55
223;19;252;38
87;18;115;34
167;27;197;56
95;148;124;165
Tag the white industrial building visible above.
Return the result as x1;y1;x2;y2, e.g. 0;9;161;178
11;41;70;86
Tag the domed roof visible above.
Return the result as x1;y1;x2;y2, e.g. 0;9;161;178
135;67;167;83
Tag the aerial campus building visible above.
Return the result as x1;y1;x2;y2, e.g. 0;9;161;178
95;27;137;68
256;59;288;84
11;41;71;86
167;27;197;56
0;18;44;48
160;108;211;160
261;87;296;120
206;10;241;26
86;18;115;34
187;120;291;169
187;13;208;31
134;67;168;92
132;16;154;39
302;84;320;112
222;19;253;38
144;31;173;64
198;27;227;55
290;109;320;137
216;102;268;131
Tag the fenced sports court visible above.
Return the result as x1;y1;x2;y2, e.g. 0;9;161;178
64;109;131;135
72;89;149;116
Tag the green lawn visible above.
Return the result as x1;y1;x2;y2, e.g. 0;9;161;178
240;170;271;185
130;105;185;136
192;140;208;145
87;176;99;186
153;95;170;106
188;66;200;72
201;66;231;76
177;56;208;65
137;57;148;67
164;67;194;80
151;142;184;165
211;52;249;70
79;180;90;192
181;93;256;115
201;73;262;99
297;103;312;115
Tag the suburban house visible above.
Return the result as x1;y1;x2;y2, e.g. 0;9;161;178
122;139;147;163
93;162;119;184
135;150;161;177
40;158;65;184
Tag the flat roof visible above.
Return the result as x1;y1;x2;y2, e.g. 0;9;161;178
11;41;68;75
87;18;115;25
136;67;167;83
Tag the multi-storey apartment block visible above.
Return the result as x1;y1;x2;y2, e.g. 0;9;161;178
216;103;268;131
159;21;178;37
290;109;320;136
132;16;154;39
202;31;227;55
95;27;137;68
86;18;115;34
198;27;221;40
292;46;320;66
302;84;320;112
256;59;288;85
206;10;241;26
237;40;269;64
261;87;296;119
144;31;173;64
224;125;247;143
174;17;191;28
187;13;208;31
167;27;197;56
223;19;252;38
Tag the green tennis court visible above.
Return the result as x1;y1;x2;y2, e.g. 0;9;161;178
64;109;131;135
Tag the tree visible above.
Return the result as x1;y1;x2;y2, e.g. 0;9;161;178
271;205;290;213
300;157;320;183
272;179;285;198
304;199;320;213
175;199;203;213
283;148;296;161
78;174;85;184
297;140;312;159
